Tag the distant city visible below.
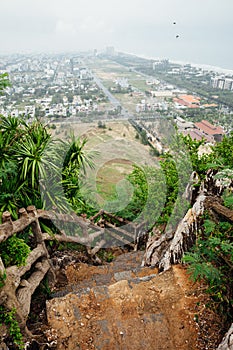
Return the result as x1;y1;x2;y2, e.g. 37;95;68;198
0;47;232;146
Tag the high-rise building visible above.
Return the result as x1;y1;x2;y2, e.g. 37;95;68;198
211;76;233;90
218;79;225;89
211;77;219;88
224;78;233;90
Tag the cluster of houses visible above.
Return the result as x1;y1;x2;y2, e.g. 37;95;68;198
0;54;109;119
176;117;225;143
173;94;218;110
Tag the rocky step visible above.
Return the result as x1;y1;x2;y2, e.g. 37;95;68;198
51;250;157;298
52;250;148;296
47;265;199;350
51;266;158;298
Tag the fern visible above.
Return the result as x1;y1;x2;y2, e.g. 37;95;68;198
203;219;216;235
183;216;233;323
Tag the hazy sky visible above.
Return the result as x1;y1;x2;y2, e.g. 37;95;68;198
0;0;233;69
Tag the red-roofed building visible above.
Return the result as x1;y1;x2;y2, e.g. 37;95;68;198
173;94;200;109
195;120;224;142
179;94;200;105
183;129;213;143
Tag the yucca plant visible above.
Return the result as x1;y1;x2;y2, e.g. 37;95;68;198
0;110;98;217
12;121;57;190
63;133;95;173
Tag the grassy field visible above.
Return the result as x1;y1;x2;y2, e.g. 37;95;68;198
96;159;133;201
129;79;150;92
89;58;146;85
53;120;156;208
113;93;142;113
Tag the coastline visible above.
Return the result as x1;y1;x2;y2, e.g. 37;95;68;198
171;60;233;76
121;51;233;76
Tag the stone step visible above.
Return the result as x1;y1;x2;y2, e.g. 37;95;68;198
51;250;157;298
47;266;199;350
51;266;158;299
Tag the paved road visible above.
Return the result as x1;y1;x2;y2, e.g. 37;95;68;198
91;72;134;119
92;74;121;108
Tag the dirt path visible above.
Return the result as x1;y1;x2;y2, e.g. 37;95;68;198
45;251;222;350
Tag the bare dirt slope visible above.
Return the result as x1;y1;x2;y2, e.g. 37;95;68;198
46;251;221;350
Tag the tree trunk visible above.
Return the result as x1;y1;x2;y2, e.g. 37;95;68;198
142;194;206;271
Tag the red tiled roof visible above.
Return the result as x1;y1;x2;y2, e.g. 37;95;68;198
195;120;224;135
173;98;199;108
179;94;200;104
183;129;213;143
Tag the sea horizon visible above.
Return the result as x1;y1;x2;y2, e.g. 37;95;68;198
121;51;233;76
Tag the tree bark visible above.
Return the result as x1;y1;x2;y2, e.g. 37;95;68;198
142;194;206;271
42;228;104;246
16;259;50;318
217;323;233;350
205;196;233;222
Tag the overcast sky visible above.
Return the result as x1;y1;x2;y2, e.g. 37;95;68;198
0;0;232;69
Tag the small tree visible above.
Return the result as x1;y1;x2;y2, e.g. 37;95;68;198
0;73;11;93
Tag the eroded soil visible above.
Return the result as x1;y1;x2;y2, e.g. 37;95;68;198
44;251;223;350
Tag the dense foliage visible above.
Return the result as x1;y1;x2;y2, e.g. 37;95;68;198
212;133;233;168
0;234;31;267
0;114;96;297
183;205;233;325
0;306;23;349
0;116;95;220
116;165;166;228
183;134;233;325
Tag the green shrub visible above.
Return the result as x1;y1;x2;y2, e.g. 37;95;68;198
0;235;31;267
0;306;24;349
183;218;233;324
223;190;233;210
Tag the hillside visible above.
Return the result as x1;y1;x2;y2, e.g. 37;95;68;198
0;72;233;349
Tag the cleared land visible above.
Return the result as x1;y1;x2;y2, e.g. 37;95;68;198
87;58;150;112
52;120;157;205
54;120;142;145
96;158;133;201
